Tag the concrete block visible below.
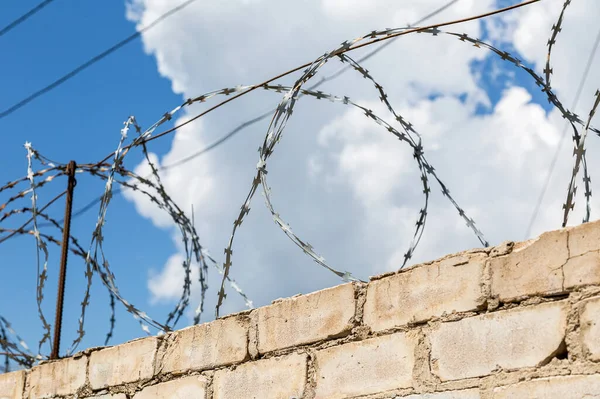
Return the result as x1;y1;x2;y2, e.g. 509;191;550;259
89;337;157;389
0;370;25;399
564;251;600;289
255;283;355;354
580;296;600;361
213;353;307;399
568;219;600;257
159;315;248;374
27;356;87;399
364;256;485;332
315;333;418;398
492;374;600;398
133;375;208;398
430;302;568;381
490;230;567;301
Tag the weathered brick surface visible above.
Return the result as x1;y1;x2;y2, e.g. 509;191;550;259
402;389;481;399
564;251;600;288
315;333;418;398
9;223;600;399
159;315;248;374
568;219;600;257
255;283;355;354
132;375;208;398
430;302;568;381
89;337;157;389
580;296;600;361
365;255;485;331
0;370;25;399
26;356;86;399
490;230;568;301
492;375;600;398
212;353;307;399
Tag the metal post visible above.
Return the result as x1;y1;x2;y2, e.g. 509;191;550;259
51;161;77;360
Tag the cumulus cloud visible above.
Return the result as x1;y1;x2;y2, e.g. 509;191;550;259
124;0;600;321
148;253;191;304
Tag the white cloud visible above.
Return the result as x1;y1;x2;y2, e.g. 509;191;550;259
148;253;192;304
124;0;600;322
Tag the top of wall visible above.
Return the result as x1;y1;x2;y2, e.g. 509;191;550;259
2;220;600;398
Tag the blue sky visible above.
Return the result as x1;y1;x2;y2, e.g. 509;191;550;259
1;0;598;368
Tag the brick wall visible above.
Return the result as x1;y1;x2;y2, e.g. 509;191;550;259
2;220;600;398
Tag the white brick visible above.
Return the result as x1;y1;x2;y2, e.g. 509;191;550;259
580;296;600;361
27;356;86;399
315;333;418;399
568;219;600;257
402;389;481;399
492;375;600;398
365;256;485;332
564;251;600;289
430;302;568;381
159;315;248;374
89;337;157;389
133;375;208;399
0;370;25;399
213;353;307;399
490;230;567;301
255;284;355;354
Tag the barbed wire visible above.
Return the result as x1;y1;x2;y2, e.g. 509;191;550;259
0;133;256;365
1;0;598;372
0;315;34;373
0;151;254;365
25;143;53;356
525;16;600;238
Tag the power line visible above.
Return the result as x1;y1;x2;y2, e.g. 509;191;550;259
0;0;57;38
0;0;201;120
524;23;600;239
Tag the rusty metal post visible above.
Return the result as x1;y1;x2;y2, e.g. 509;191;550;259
51;161;77;360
